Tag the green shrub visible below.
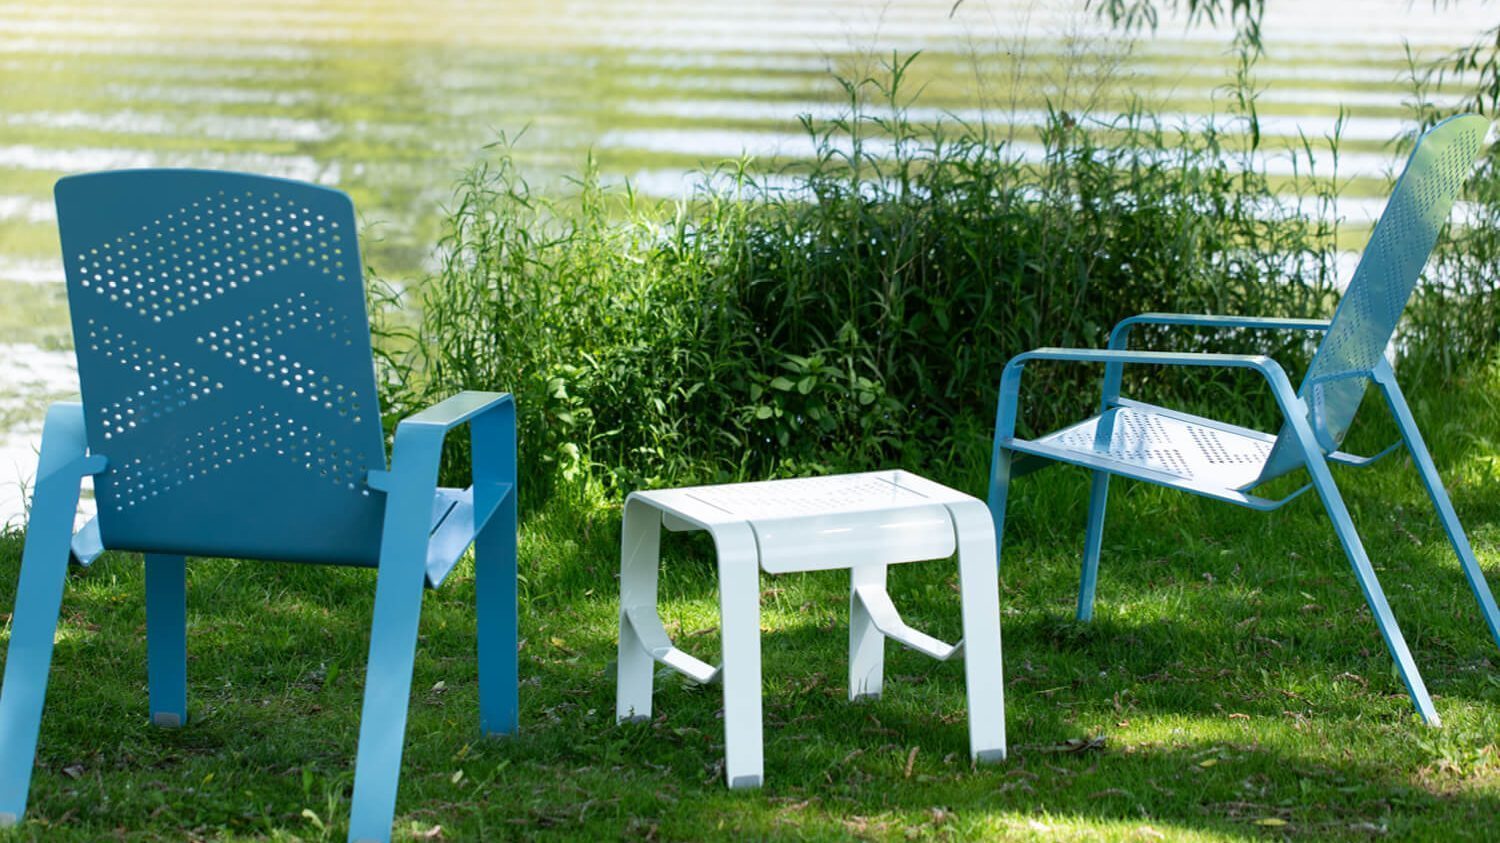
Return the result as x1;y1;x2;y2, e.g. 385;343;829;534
382;53;1353;497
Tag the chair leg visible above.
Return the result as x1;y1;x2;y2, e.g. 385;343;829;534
712;523;763;789
0;403;99;827
616;499;662;724
986;446;1014;573
1308;460;1439;724
471;401;519;736
848;564;888;701
145;554;187;728
347;550;429;843
474;488;518;737
1376;372;1500;653
949;501;1007;763
1078;471;1110;622
0;514;74;828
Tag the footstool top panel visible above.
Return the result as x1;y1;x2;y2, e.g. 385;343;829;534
628;470;978;572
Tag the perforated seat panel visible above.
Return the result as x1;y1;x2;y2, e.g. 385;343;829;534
57;170;388;565
1027;405;1276;491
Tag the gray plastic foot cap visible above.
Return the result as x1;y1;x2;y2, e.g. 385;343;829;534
152;712;183;728
729;774;763;789
850;691;882;703
974;747;1007;764
618;714;651;724
0;811;17;828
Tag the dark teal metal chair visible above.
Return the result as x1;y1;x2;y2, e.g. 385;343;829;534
0;170;519;843
988;114;1497;725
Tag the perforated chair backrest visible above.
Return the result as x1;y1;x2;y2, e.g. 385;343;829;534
1255;114;1489;484
56;170;388;564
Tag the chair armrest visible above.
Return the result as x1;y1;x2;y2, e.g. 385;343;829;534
366;391;517;582
1099;314;1328;411
1108;312;1332;350
995;348;1302;446
367;391;514;492
1008;348;1296;390
394;391;513;433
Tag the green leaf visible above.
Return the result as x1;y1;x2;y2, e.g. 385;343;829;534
796;376;815;394
770;376;795;391
754;405;774;420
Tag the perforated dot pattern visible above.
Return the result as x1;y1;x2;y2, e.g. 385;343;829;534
108;406;372;512
76;189;352;321
1188;424;1264;466
1045;407;1272;483
82;319;220;440
197;291;366;421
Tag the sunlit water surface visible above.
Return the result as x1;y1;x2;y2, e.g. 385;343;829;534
0;0;1486;525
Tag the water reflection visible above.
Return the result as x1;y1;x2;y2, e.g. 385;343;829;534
0;0;1482;524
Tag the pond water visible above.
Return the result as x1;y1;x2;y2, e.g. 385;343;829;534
0;0;1486;526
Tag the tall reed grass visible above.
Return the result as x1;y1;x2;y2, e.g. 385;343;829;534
377;53;1397;497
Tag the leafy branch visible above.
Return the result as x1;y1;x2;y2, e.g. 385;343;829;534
952;0;1500;124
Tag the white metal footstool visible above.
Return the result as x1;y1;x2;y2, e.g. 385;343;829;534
614;469;1006;789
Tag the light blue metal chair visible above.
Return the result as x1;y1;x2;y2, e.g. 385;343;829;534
988;114;1496;725
0;170;519;843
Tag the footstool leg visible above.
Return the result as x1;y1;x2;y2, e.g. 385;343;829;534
712;522;764;789
849;564;888;701
617;499;662;723
949;500;1006;763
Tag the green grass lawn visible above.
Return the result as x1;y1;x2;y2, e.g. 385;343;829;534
5;368;1500;841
